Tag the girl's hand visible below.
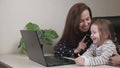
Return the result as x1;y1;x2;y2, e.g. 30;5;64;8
74;54;85;66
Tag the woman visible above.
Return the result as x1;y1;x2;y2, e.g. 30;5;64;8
54;3;93;57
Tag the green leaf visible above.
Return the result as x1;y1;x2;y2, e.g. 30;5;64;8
18;22;59;54
37;31;52;45
25;22;40;31
21;42;27;54
18;38;27;54
44;29;58;39
40;37;52;45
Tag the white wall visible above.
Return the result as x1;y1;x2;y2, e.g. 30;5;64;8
0;0;120;54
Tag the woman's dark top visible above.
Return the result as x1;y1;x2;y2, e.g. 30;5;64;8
54;31;92;58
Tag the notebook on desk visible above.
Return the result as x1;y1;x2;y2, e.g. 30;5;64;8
20;30;75;67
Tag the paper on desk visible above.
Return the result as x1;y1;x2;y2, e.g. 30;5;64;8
64;57;75;60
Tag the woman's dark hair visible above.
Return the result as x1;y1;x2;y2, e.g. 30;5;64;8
59;3;92;47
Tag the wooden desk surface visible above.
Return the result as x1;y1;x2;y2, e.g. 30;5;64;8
0;54;119;68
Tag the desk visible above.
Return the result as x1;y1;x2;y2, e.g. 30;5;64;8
0;54;119;68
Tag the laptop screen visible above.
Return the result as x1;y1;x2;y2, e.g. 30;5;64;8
20;30;75;67
20;30;47;66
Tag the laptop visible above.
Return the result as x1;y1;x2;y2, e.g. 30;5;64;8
20;30;75;67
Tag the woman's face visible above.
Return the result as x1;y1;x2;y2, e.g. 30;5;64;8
79;9;91;32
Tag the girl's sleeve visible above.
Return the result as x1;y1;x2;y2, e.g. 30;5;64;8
81;44;95;58
80;44;94;65
82;43;117;66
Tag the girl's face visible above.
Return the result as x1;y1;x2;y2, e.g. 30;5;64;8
79;9;91;32
90;24;100;45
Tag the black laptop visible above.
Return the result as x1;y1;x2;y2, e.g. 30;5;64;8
20;30;75;67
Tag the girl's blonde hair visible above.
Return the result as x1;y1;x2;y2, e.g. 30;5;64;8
92;19;116;45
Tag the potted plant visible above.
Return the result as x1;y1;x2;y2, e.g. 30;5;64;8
18;22;58;54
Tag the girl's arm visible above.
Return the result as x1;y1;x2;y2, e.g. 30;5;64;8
74;44;95;66
82;42;117;66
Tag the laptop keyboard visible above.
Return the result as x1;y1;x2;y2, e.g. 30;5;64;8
45;56;75;66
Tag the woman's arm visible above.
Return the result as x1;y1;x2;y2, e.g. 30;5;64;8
54;41;75;57
109;54;120;66
74;36;87;54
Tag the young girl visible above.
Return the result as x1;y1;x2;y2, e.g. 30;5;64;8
74;19;118;66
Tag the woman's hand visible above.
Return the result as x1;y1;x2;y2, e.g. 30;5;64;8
109;54;120;66
74;54;84;66
74;36;87;53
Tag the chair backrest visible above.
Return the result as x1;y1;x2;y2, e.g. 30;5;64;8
93;16;120;44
